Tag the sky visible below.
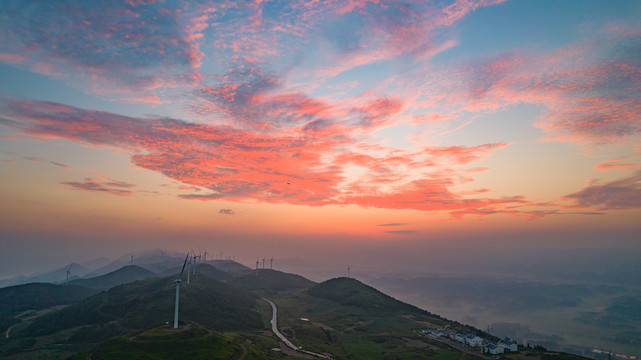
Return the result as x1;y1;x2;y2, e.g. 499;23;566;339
1;0;640;277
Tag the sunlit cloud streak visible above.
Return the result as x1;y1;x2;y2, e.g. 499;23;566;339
1;97;534;215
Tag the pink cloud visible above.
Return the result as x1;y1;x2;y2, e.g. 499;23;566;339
423;143;507;165
595;159;641;170
1;97;535;216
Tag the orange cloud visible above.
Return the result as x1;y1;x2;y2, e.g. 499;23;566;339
1;98;530;216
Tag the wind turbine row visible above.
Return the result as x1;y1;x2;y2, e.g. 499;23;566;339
255;256;275;275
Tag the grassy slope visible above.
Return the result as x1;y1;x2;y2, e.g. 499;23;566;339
261;277;452;359
226;269;316;293
68;265;156;290
22;274;262;337
0;283;96;316
69;323;262;360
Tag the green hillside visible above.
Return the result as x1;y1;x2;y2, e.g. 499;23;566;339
0;314;19;334
191;263;232;281
308;277;434;314
20;274;262;338
226;268;316;292
68;322;270;360
0;283;97;316
0;267;594;360
206;259;252;273
68;265;157;290
259;277;496;359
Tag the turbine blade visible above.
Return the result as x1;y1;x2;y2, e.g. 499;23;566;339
180;253;189;278
181;281;191;294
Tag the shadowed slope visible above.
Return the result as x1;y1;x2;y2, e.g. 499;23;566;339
0;283;96;316
227;269;316;292
68;322;269;360
308;277;433;314
68;265;157;290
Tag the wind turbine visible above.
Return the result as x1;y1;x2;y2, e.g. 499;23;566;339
270;257;273;269
255;257;259;275
186;257;192;284
130;253;134;265
65;265;73;286
191;250;198;275
173;253;189;329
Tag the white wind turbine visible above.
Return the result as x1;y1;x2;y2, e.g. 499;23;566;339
173;253;190;329
186;256;192;284
65;264;73;286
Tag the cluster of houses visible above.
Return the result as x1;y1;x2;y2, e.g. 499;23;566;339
421;329;518;355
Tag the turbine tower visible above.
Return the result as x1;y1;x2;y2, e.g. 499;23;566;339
270;257;273;269
65;264;73;286
130;253;134;265
255;257;259;275
191;250;198;275
187;257;192;284
173;254;189;329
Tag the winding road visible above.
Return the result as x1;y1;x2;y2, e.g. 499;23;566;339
5;323;19;338
261;298;332;359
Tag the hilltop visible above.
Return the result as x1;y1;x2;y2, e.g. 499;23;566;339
308;277;438;315
68;322;270;360
227;268;316;292
68;265;156;290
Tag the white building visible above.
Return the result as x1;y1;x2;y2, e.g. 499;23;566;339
465;334;483;347
483;343;504;355
497;337;518;352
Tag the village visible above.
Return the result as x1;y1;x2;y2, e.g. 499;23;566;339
420;328;519;356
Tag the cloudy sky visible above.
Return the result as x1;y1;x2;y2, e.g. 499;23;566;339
1;0;640;275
